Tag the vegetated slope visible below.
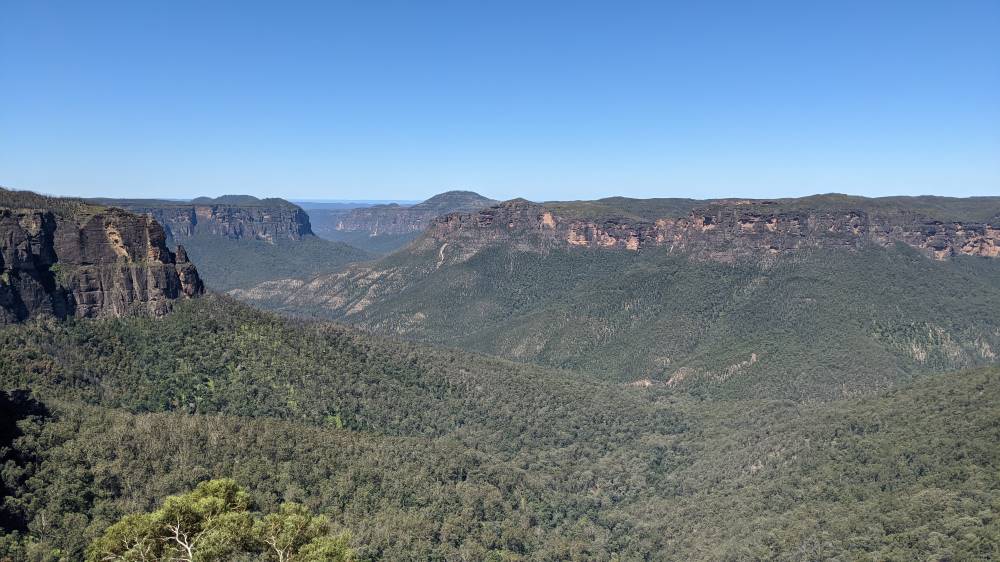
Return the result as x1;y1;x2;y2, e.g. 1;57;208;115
309;190;497;255
92;194;373;291
0;295;678;559
179;234;371;292
636;366;1000;560
0;297;996;559
306;221;423;255
0;295;660;442
234;196;1000;399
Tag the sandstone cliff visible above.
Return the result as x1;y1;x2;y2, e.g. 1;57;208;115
1;190;204;323
420;197;1000;262
92;196;313;243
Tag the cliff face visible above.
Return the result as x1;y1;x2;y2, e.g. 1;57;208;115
89;196;314;243
333;191;497;236
0;200;204;324
422;199;1000;262
126;204;312;243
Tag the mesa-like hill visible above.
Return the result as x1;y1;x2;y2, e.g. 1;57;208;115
1;188;203;323
234;194;1000;399
89;194;373;290
89;195;314;243
309;190;498;254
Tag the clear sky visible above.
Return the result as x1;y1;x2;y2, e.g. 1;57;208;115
2;0;998;202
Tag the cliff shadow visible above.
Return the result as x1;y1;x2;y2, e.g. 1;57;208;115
0;390;50;533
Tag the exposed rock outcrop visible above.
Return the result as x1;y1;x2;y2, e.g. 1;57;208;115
1;192;204;324
93;196;313;243
422;198;1000;262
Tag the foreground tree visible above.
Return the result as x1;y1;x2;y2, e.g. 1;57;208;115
86;479;355;562
254;503;353;562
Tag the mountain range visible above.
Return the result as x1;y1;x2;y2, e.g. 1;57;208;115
307;191;498;254
1;186;998;560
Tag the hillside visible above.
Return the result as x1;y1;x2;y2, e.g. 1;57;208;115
178;235;371;292
309;190;498;254
0;295;677;559
91;195;373;291
233;195;1000;399
1;295;997;559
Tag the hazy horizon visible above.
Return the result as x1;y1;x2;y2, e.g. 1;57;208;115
5;183;1000;205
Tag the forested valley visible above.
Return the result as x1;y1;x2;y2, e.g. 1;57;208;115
2;296;997;560
2;188;999;560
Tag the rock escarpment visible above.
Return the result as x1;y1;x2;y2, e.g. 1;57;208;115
229;194;1000;398
93;196;313;243
1;190;204;324
333;191;497;236
423;198;1000;262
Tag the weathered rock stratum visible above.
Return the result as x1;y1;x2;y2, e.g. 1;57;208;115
91;195;313;243
1;189;204;323
420;197;1000;262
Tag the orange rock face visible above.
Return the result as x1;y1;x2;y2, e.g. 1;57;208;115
424;199;1000;262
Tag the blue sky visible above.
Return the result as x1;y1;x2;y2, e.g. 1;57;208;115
1;0;998;201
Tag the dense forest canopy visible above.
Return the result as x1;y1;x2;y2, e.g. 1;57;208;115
1;296;998;560
179;235;372;292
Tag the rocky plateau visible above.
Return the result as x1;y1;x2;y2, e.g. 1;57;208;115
420;198;1000;262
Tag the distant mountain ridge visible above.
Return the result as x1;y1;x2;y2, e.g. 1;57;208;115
189;194;299;207
308;190;498;254
331;190;498;235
